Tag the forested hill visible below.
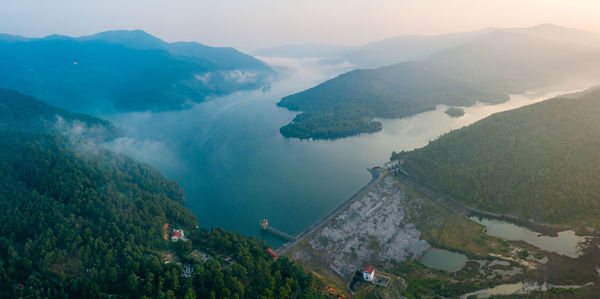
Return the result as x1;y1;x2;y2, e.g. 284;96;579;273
0;92;331;298
0;30;274;113
278;62;505;139
0;88;121;141
392;88;600;228
278;24;600;140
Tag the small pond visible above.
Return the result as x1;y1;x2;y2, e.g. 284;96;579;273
420;248;468;272
469;216;589;258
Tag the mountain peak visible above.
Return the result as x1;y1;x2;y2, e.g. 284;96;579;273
80;29;168;49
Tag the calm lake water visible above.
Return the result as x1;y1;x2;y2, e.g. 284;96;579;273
420;248;468;271
469;216;588;257
102;57;586;246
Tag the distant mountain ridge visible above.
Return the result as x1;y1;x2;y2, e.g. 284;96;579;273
277;24;600;139
332;29;492;68
252;43;358;58
0;30;275;113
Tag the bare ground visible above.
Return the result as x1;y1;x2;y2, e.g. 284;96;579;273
289;175;430;279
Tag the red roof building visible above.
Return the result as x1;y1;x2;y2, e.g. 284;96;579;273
265;248;279;260
171;230;181;241
363;265;375;281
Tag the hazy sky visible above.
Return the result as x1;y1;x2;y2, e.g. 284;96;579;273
2;0;600;51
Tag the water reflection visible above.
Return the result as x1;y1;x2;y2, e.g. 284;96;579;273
470;216;589;257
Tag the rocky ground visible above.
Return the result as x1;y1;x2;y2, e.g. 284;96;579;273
289;175;430;279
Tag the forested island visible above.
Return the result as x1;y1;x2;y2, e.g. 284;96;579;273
392;88;600;228
278;25;600;140
279;106;382;139
444;107;465;117
0;89;332;298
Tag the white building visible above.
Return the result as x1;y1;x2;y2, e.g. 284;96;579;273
363;265;375;281
384;160;399;170
171;229;185;242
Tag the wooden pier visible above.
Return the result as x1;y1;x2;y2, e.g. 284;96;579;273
260;219;298;241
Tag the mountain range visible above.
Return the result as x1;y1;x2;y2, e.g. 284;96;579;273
0;30;275;113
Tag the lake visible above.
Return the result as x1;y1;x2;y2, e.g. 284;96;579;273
420;248;468;272
102;57;586;246
469;216;589;257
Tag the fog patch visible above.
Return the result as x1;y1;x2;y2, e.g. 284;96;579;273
53;115;113;155
194;72;212;84
54;115;116;142
225;69;258;84
102;136;185;172
52;114;184;175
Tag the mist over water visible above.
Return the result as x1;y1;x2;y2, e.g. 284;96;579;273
101;58;589;246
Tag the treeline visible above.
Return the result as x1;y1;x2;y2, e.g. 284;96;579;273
277;62;505;140
280;105;382;139
392;89;600;227
0;90;331;298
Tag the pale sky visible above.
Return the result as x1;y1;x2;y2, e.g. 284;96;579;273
2;0;600;51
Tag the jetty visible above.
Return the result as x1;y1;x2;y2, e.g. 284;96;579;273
260;219;297;241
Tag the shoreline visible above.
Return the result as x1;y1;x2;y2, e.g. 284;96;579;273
392;167;587;237
278;167;381;254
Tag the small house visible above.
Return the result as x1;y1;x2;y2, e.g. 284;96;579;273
363;266;375;281
171;229;185;242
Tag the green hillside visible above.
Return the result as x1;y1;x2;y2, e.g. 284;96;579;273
0;88;121;141
279;62;504;139
392;88;600;228
0;91;329;298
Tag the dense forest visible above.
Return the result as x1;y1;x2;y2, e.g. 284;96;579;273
0;30;274;113
278;25;600;140
280;105;382;139
278;62;504;139
392;88;600;227
0;88;122;141
0;90;330;298
444;107;464;118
